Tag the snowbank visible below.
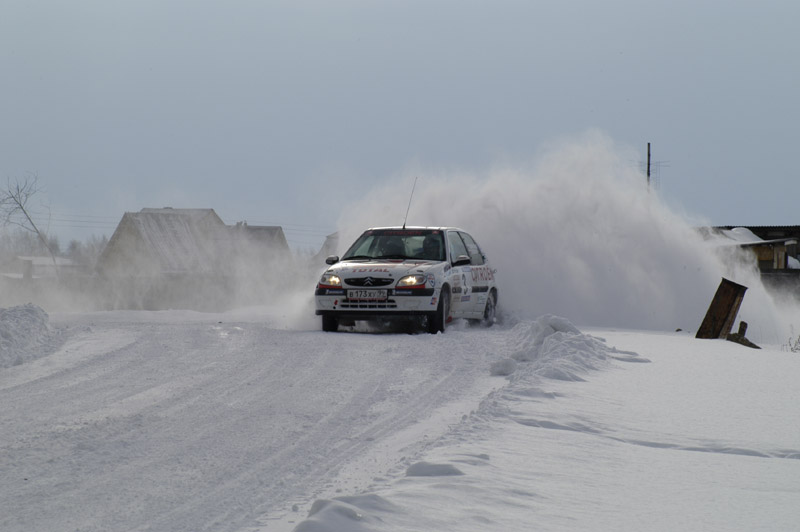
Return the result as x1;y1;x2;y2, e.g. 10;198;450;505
293;315;651;532
491;314;647;381
292;317;799;532
0;304;55;368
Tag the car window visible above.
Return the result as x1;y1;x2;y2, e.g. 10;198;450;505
375;236;406;257
342;229;444;260
413;233;445;261
343;234;376;257
459;232;484;265
447;231;470;264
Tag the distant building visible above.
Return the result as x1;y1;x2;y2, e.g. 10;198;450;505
10;256;80;280
706;225;800;296
96;208;227;278
96;208;290;310
311;232;339;264
709;226;800;270
229;221;290;268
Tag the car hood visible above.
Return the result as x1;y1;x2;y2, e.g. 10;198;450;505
329;260;440;278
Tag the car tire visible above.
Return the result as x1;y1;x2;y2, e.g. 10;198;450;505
322;315;339;332
428;287;450;334
482;290;497;327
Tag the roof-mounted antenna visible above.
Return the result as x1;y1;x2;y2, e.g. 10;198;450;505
402;176;418;229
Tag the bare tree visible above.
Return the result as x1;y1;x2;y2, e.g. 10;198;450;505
0;173;58;267
65;234;108;269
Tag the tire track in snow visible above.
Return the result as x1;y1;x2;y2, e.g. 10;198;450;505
1;315;504;532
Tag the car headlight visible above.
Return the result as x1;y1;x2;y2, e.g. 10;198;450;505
396;275;427;288
319;273;342;288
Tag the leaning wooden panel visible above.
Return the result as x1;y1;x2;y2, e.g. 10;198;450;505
696;278;748;339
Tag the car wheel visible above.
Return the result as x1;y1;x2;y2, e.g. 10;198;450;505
322;315;339;332
428;287;450;334
482;290;497;327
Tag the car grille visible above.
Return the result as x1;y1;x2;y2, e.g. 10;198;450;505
345;277;394;287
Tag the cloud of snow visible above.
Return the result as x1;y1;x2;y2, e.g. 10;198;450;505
336;130;799;340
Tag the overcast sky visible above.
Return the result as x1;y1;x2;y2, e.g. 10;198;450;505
2;0;798;250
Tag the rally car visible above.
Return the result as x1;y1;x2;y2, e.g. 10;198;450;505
315;227;497;333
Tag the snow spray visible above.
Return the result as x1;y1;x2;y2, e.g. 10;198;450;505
336;130;798;341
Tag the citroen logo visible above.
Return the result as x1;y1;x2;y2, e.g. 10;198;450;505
363;277;375;286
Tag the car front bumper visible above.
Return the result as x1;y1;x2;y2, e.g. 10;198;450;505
315;287;438;319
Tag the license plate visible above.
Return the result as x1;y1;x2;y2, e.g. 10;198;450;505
347;289;388;301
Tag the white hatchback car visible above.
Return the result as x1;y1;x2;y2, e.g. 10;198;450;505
315;227;497;333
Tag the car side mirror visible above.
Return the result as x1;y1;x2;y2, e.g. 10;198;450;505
453;255;471;267
325;255;340;265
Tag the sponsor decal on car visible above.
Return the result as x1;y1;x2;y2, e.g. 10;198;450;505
471;266;495;282
381;230;426;236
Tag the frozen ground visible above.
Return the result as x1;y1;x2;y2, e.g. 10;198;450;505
1;304;798;532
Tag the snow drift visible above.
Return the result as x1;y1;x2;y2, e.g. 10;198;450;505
295;312;632;532
291;315;799;532
0;304;58;368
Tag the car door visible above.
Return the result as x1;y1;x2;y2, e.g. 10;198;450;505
446;230;474;317
459;231;493;316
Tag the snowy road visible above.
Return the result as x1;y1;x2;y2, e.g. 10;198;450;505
3;307;799;532
1;310;499;532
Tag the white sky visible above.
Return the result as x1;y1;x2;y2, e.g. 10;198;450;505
2;0;798;250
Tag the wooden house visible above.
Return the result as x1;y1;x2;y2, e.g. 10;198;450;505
96;208;290;309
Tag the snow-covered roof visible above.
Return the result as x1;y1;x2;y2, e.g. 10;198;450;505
97;208;291;277
231;223;290;252
713;227;798;247
97;208;227;275
715;225;800;241
717;224;800;230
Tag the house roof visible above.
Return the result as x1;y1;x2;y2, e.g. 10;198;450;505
97;208;227;275
97;208;292;277
714;225;800;243
312;232;339;263
716;225;800;231
232;223;290;251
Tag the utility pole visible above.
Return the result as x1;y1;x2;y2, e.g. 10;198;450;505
643;143;668;190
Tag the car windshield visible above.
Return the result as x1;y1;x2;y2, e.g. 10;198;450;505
342;229;446;261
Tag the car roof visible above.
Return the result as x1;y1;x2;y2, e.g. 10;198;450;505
365;226;465;232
